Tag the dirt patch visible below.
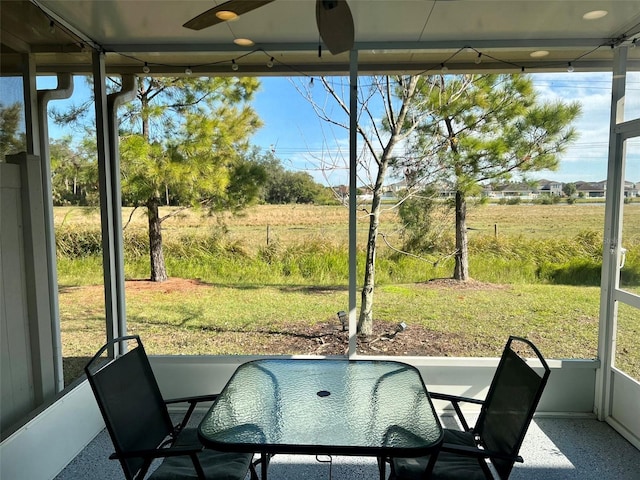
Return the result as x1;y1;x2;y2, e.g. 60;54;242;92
273;321;467;356
418;277;512;291
126;277;209;293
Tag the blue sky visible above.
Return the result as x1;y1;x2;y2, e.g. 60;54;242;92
531;72;640;184
40;72;640;186
250;73;640;185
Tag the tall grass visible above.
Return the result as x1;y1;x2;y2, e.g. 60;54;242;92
56;225;640;287
57;257;104;285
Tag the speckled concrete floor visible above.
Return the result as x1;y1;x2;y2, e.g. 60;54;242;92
56;416;640;479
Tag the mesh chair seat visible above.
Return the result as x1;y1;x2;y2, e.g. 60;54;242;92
149;429;253;480
391;430;486;480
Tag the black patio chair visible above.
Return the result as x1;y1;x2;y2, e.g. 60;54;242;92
384;336;551;480
85;335;258;480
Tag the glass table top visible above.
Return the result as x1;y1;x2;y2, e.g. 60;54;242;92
198;358;443;456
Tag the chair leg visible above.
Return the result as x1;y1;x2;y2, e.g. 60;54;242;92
249;460;260;480
190;453;206;479
424;451;439;477
260;452;270;480
377;456;387;480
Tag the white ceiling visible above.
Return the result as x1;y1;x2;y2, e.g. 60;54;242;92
2;0;640;75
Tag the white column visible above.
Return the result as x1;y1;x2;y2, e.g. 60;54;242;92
107;75;137;342
595;46;627;420
348;49;358;356
92;50;120;353
21;54;40;158
37;74;74;392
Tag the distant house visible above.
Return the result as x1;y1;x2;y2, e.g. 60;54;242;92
537;179;564;196
574;180;639;198
436;181;457;198
484;181;542;199
624;181;639;198
381;180;408;199
356;186;374;202
332;185;349;204
339;179;638;201
575;181;606;198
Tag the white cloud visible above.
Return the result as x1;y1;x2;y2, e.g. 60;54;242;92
530;72;615;182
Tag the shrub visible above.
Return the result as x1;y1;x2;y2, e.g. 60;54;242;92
497;197;522;205
397;188;443;253
123;230;149;257
535;195;561;205
56;227;102;258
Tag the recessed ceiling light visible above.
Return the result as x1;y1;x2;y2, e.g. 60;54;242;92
530;50;549;58
234;38;255;47
583;10;608;20
216;10;238;21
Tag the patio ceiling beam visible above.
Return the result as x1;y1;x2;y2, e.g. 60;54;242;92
96;38;621;54
1;30;31;53
26;59;640;77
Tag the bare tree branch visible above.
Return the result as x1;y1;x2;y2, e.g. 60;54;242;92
122;206;139;230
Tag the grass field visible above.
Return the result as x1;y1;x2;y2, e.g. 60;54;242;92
55;201;640;248
54;202;640;384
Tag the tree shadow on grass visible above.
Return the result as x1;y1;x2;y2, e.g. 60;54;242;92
189;279;348;295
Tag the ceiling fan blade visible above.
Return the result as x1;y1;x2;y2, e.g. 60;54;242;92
183;0;276;30
316;0;354;55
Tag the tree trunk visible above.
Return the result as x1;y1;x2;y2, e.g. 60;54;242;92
358;199;380;337
141;89;150;140
147;198;168;282
358;166;388;337
139;89;168;281
453;190;469;281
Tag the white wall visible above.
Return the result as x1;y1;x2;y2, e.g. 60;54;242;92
0;154;57;436
1;161;35;432
149;354;599;415
0;382;103;480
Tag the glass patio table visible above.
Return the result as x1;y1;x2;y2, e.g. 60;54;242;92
198;358;443;479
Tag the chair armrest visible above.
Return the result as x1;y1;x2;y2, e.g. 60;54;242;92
110;444;204;460
429;391;484;432
164;393;219;405
429;391;484;405
164;394;219;431
440;443;524;463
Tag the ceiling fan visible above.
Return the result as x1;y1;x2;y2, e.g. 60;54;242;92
183;0;354;55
